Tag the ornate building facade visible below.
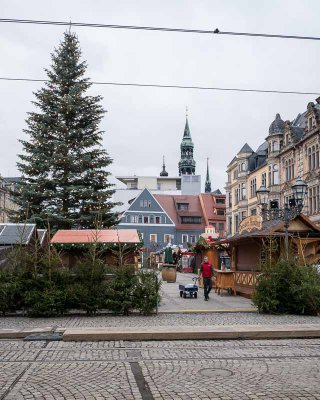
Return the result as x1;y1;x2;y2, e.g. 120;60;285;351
226;97;320;236
0;177;20;223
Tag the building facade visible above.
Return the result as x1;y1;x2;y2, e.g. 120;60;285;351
226;97;320;236
0;177;20;223
118;188;226;250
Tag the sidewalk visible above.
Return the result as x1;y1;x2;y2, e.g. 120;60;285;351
159;271;255;312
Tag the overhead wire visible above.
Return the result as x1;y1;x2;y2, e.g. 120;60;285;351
0;18;320;41
0;77;319;96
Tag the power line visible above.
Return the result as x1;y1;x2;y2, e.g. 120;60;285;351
1;18;320;41
0;76;319;96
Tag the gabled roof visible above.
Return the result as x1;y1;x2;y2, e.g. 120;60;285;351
51;229;141;244
227;156;237;168
238;143;253;154
0;223;36;245
226;214;320;242
154;194;205;231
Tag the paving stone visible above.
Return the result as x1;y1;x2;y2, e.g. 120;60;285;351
1;339;320;399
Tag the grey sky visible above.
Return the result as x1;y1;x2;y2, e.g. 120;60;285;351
1;0;320;192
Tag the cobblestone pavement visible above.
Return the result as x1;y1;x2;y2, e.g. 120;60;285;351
1;312;320;330
1;339;320;399
159;272;255;312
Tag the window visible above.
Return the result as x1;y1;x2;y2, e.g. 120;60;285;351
228;217;232;235
269;164;279;186
285;158;294;181
150;234;157;243
164;234;171;243
218;223;224;230
211;223;217;229
308;145;320;170
250;178;257;198
217;209;225;216
241;183;246;200
177;203;189;211
216;198;225;204
181;216;202;224
241;162;246;172
130;215;138;223
182;234;188;243
155;216;161;224
241;211;246;221
261;173;267;187
235;215;239;232
189;235;196;244
150;215;155;224
138;215;142;223
235;187;239;204
143;216;149;223
233;170;238;180
308;186;320;215
271;140;279;152
250;208;257;216
141;199;151;208
228;192;232;207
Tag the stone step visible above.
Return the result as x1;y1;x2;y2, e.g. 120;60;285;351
63;324;320;341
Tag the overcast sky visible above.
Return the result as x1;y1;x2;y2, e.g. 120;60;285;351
1;0;320;192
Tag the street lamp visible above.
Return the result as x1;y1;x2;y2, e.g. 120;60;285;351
256;185;270;208
291;178;308;210
256;178;308;260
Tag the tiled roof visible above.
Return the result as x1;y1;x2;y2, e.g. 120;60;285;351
154;194;205;231
0;223;36;245
51;229;141;244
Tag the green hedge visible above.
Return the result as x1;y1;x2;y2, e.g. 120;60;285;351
252;259;320;316
0;246;161;317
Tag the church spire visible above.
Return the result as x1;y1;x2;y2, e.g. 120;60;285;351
178;108;196;176
160;155;168;177
205;158;212;193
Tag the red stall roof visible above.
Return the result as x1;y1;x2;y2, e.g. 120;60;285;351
51;229;140;244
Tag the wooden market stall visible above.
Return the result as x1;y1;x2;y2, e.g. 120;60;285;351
221;214;320;298
51;229;142;269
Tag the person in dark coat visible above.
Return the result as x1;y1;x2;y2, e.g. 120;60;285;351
199;256;213;301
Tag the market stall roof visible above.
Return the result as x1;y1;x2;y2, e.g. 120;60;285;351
222;214;320;243
51;229;141;244
0;223;36;245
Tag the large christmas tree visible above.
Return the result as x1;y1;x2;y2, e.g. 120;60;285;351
16;31;118;229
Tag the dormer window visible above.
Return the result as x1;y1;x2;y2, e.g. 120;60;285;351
308;117;313;131
177;203;189;211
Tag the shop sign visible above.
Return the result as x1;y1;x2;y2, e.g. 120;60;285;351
239;215;262;234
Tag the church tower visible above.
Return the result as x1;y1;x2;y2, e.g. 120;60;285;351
160;156;168;177
205;158;212;193
178;111;196;176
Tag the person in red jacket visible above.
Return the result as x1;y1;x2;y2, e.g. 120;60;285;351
200;256;213;301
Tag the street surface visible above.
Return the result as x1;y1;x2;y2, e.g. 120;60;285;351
160;272;255;312
1;338;320;399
